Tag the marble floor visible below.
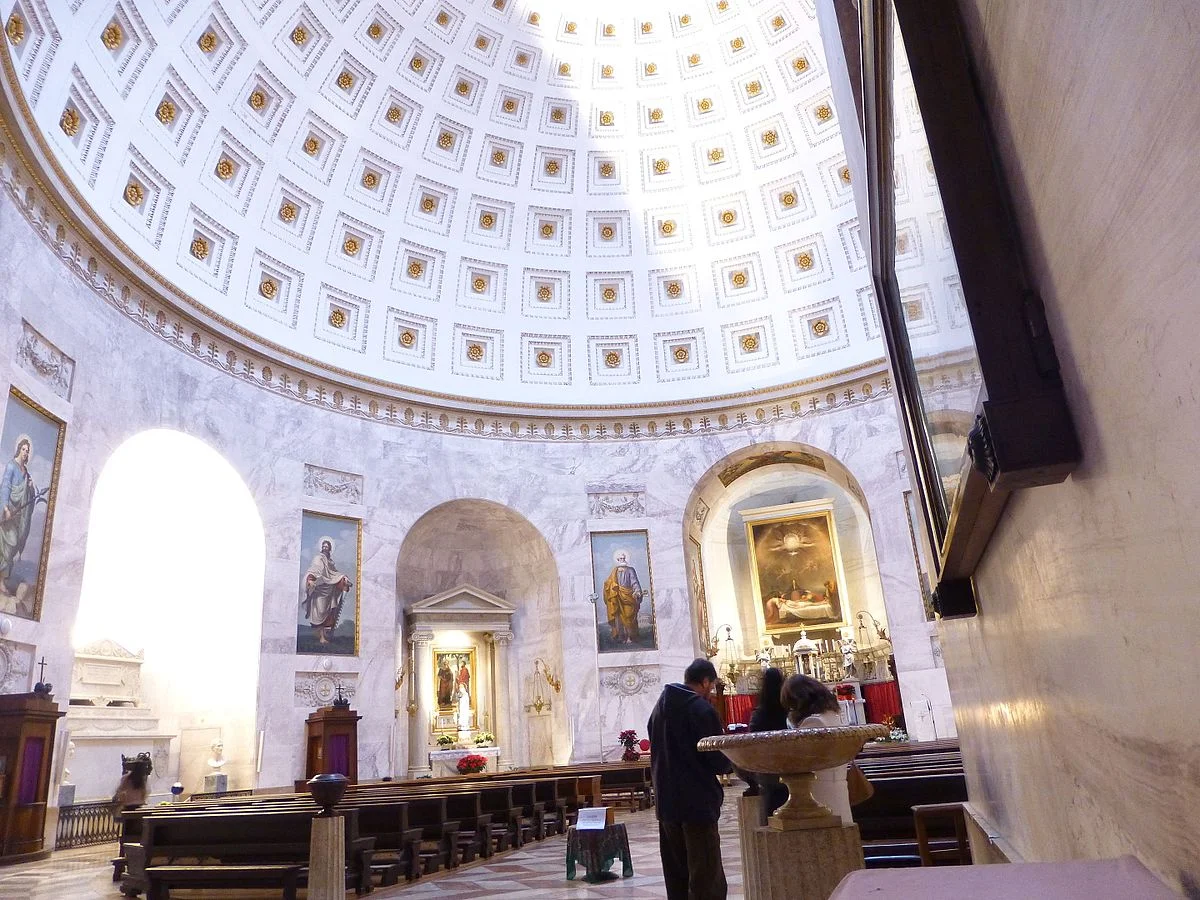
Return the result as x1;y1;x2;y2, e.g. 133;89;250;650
0;791;745;899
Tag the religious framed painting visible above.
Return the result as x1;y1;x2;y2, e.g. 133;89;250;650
590;530;657;653
0;387;65;621
432;647;476;733
741;500;849;635
296;510;360;656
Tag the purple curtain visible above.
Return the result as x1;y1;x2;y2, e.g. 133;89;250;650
328;734;350;777
18;736;44;805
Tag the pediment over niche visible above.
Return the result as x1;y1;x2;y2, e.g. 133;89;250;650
74;638;144;661
406;584;515;631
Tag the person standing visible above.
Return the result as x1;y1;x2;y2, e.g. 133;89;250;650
647;658;733;900
748;666;790;824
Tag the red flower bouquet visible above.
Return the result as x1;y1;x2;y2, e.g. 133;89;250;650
456;753;489;775
618;729;640;762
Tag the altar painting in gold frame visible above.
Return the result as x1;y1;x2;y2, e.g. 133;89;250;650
432;647;476;733
745;503;848;635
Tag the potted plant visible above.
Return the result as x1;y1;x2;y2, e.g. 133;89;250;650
618;729;640;762
436;734;456;749
456;753;489;776
474;731;495;748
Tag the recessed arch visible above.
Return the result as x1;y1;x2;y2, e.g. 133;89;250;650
395;499;567;769
74;429;265;795
681;441;883;662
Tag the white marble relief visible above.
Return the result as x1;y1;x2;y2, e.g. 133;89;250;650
599;665;661;697
586;486;647;518
294;671;359;707
16;320;75;400
0;639;34;693
302;464;364;504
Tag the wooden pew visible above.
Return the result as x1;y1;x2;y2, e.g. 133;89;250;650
120;808;375;897
851;746;967;869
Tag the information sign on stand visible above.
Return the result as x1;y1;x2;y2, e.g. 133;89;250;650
576;807;614;830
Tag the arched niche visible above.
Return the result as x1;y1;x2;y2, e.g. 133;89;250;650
681;442;885;666
394;500;565;774
72;429;265;798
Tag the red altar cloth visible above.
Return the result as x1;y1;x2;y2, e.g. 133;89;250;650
862;681;902;723
725;694;754;726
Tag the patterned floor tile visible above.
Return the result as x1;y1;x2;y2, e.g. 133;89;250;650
0;789;747;898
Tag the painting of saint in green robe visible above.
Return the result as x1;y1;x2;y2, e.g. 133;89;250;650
0;389;65;621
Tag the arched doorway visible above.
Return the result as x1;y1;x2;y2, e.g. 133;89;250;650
395;500;565;776
72;430;265;798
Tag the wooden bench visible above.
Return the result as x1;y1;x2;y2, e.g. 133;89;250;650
600;767;653;811
145;864;301;900
120;809;375;897
853;764;967;869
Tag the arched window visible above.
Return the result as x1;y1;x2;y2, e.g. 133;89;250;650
74;430;265;789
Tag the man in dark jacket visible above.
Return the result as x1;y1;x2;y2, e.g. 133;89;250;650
647;658;733;900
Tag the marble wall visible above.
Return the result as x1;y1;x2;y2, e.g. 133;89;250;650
938;2;1200;892
0;171;948;796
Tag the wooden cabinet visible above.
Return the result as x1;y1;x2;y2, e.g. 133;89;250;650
303;706;360;784
0;692;65;864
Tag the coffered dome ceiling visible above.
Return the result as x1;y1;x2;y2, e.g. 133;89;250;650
0;0;939;411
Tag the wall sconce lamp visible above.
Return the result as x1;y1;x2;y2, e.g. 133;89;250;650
705;624;733;659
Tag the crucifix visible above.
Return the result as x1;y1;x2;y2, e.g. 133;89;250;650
36;656;47;684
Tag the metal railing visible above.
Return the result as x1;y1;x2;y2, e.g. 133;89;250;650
55;800;121;849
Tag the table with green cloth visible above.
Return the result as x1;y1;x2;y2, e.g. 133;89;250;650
565;823;633;883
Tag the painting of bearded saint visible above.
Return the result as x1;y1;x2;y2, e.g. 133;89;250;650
0;389;64;621
747;507;847;634
296;511;361;656
590;530;657;653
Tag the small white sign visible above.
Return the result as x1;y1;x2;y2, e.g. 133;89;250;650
576;807;610;831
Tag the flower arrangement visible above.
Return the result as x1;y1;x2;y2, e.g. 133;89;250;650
474;731;495;747
436;734;456;748
618;729;640;762
456;753;489;775
876;715;910;743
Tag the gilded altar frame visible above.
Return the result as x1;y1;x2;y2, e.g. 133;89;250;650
743;500;849;636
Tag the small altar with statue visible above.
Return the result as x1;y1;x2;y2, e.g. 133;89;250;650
403;584;518;777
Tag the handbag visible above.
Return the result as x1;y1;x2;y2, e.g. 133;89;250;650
847;763;874;806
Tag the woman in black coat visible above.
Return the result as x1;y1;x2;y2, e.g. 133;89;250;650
748;667;790;822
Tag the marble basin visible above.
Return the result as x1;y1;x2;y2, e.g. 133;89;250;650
698;724;887;830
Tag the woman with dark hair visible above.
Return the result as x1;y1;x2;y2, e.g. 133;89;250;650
781;674;852;824
747;667;789;822
111;754;151;815
781;673;840;727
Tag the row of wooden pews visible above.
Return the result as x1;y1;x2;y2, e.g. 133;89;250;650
851;738;967;868
112;761;652;898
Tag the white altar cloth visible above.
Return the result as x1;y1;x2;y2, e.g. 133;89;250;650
428;747;501;777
